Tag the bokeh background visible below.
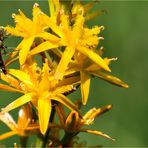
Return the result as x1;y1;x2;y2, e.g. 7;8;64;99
0;0;148;147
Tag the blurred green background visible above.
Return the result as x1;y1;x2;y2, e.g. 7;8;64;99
0;1;148;147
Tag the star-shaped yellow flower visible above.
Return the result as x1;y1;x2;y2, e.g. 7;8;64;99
65;48;128;105
24;2;110;81
5;3;61;65
1;59;79;135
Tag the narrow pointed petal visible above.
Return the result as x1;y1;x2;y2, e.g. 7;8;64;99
2;93;33;113
0;131;18;140
32;3;43;34
91;71;128;88
89;105;112;119
29;41;60;55
80;129;115;141
5;39;24;66
19;36;34;65
78;46;111;72
9;69;34;89
42;13;63;38
0;73;21;90
54;46;75;80
54;85;73;94
65;67;80;76
0;84;22;93
80;71;90;105
58;76;80;86
36;32;60;42
5;56;19;67
38;99;51;135
72;15;84;41
53;94;79;112
5;26;25;37
83;105;112;120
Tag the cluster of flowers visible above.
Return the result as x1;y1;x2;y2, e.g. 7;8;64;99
0;0;128;147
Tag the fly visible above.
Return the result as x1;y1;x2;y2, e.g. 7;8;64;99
0;28;7;74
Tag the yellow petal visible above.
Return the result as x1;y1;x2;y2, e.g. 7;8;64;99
42;13;63;38
80;71;90;105
14;9;33;35
89;105;112;119
53;94;79;112
5;40;23;66
78;46;111;72
0;73;21;90
36;32;60;42
9;69;34;89
38;98;51;135
5;56;19;67
72;15;84;41
38;72;50;92
54;85;73;94
85;63;100;71
91;71;128;88
48;0;60;16
83;105;112;121
54;46;75;80
58;76;80;86
2;93;33;113
65;67;80;76
5;26;26;37
0;83;22;93
29;41;60;55
19;37;34;65
32;3;43;34
0;131;18;140
80;129;115;141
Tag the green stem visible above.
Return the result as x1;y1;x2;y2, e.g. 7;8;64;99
61;132;78;147
20;136;28;148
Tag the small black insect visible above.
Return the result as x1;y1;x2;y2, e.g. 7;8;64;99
0;28;7;74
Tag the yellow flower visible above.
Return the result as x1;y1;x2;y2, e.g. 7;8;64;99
4;0;128;106
65;48;128;105
40;6;110;80
5;1;110;82
5;3;61;65
1;59;79;135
